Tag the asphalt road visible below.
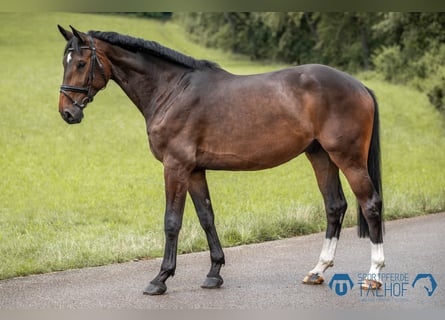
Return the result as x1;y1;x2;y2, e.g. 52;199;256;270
0;213;444;309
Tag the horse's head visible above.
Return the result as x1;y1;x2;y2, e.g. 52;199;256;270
58;25;110;124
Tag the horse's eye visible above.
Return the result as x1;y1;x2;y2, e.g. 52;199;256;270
77;61;86;69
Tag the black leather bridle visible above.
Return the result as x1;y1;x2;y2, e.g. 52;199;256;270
60;36;107;111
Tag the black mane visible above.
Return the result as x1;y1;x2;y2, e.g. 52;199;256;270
88;30;220;71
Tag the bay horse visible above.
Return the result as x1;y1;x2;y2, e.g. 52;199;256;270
57;25;385;295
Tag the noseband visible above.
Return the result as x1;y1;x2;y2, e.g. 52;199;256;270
60;36;107;110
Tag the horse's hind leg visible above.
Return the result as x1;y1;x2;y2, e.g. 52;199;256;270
303;144;347;285
329;153;385;290
188;170;225;289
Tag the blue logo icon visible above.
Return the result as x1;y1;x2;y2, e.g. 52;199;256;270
412;274;437;296
329;273;354;296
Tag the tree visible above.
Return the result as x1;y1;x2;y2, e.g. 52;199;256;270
372;13;445;110
315;12;379;71
174;12;319;64
175;12;445;111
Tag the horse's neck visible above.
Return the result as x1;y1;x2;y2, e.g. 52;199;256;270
107;47;187;120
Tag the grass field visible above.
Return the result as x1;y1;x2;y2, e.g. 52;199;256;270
1;13;444;280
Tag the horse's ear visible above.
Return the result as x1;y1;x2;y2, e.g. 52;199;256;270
69;25;88;44
58;25;73;41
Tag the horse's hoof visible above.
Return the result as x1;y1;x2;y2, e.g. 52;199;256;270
143;280;167;295
302;273;324;285
201;275;224;289
360;279;382;290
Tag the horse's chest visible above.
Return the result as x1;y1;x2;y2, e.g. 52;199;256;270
147;122;194;164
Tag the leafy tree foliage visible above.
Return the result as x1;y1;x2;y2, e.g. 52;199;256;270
372;13;445;111
175;13;320;64
175;12;445;111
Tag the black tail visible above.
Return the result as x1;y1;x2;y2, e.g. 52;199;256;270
358;87;383;238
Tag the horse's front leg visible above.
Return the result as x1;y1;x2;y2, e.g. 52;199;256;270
143;161;189;295
188;170;225;289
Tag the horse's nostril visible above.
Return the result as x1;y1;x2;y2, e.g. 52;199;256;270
61;110;79;124
64;111;73;121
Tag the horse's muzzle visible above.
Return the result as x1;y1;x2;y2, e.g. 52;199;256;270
60;107;83;124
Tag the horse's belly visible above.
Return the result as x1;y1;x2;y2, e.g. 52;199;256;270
196;133;311;171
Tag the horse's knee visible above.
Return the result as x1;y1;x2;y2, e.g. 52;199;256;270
164;217;182;239
198;215;214;233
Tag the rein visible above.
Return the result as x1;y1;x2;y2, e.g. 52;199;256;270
60;36;107;110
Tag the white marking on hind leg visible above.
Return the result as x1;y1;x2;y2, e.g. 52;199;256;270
362;242;385;287
309;237;338;276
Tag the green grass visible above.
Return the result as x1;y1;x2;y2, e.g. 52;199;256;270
1;13;444;280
